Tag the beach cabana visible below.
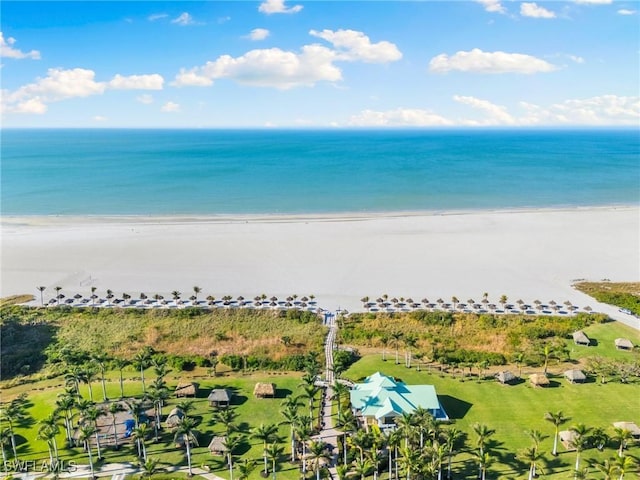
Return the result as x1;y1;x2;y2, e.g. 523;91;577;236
253;382;276;398
529;373;550;388
208;436;228;456
615;338;634;350
572;330;591;346
175;382;199;398
564;369;586;384
613;422;640;439
495;370;517;385
208;388;233;408
166;407;184;429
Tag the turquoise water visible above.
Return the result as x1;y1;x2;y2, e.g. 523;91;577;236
1;129;638;215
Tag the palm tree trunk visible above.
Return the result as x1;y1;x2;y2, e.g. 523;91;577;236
186;437;193;476
228;453;234;480
388;447;392;480
575;451;581;472
447;452;452;479
101;374;107;402
140;367;146;394
94;431;102;459
302;443;307;474
112;418;119;449
53;437;59;463
10;432;18;460
87;444;95;479
119;371;124;398
291;429;296;462
88;383;94;402
552;430;558;456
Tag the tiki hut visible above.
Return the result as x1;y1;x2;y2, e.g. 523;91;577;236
529;373;550;387
208;388;233;408
615;338;634;350
564;369;587;384
253;382;276;398
166;407;184;428
613;422;640;439
495;370;517;385
175;382;199;397
572;330;591;346
559;430;577;451
208;436;228;456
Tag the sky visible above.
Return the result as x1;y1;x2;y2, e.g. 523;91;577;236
1;0;639;128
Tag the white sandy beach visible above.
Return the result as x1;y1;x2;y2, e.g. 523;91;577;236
1;206;639;327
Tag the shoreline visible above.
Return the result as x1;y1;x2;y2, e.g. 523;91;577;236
2;203;637;226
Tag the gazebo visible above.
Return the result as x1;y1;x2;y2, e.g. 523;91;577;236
253;382;276;398
613;422;640;439
208;436;229;456
564;369;587;384
495;370;517;385
572;330;591;346
529;373;550;387
208;388;233;408
559;430;577;450
615;338;634;351
175;382;199;397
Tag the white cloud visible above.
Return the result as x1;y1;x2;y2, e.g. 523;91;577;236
2;68;164;114
617;8;636;15
309;29;402;63
93;115;107;122
476;0;506;13
569;55;585;64
148;13;168;21
453;95;516;125
258;0;303;15
573;0;612;4
171;12;196;26
429;48;557;74
108;74;164;90
348;108;453;127
0;32;41;59
174;45;341;89
136;94;154;104
248;28;270;41
161;101;180;112
521;2;556;18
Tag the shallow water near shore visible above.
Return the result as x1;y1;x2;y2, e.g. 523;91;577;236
2;128;638;215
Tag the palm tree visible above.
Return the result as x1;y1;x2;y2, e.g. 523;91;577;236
499;294;508;310
112;358;129;398
133;348;152;394
147;386;169;441
397;445;422;480
222;434;243;480
176;399;195;418
591;458;619;480
391;331;404;365
279;404;299;462
544;411;569;456
174;417;198;477
474;451;493;480
473;423;495;457
214;407;238;437
171;290;182;304
404;334;418;368
570;424;592;473
332;382;350;419
591;427;609;451
133;423;151;461
442;427;464;480
0;428;11;468
0;397;26;460
266;443;284;480
518;446;545;480
37;286;46;306
83;406;106;459
384;428;403;480
301;383;319;430
78;424;98;480
90;286;97;306
140;457;163;479
612;427;633;458
64;365;87;397
108;402;124;449
295;422;313;475
307;440;330;480
192;286;201;302
614;455;636;479
82;366;99;402
55;286;63;306
37;421;59;465
91;353;109;402
252;423;279;476
236;459;256;480
55;391;76;446
350;457;374;480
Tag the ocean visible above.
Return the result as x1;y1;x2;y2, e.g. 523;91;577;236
1;128;638;215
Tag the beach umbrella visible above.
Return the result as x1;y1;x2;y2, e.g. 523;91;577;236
467;298;475;305
48;298;56;304
301;296;309;302
237;296;245;302
549;300;557;306
254;296;261;302
584;306;592;313
270;301;277;307
270;296;278;302
74;294;82;300
437;298;444;305
421;298;429;304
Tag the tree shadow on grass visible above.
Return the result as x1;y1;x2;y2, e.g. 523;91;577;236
275;388;293;399
438;395;472;419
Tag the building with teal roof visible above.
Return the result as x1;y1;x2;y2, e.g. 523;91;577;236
350;371;448;429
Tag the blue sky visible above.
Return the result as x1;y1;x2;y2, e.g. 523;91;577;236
1;0;638;127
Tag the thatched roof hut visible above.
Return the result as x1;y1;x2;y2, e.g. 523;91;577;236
208;436;228;455
166;407;184;428
613;422;640;438
572;330;590;346
559;430;577;451
495;370;517;385
208;388;233;408
253;382;276;398
564;369;586;384
175;382;199;397
615;338;634;350
529;373;550;387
